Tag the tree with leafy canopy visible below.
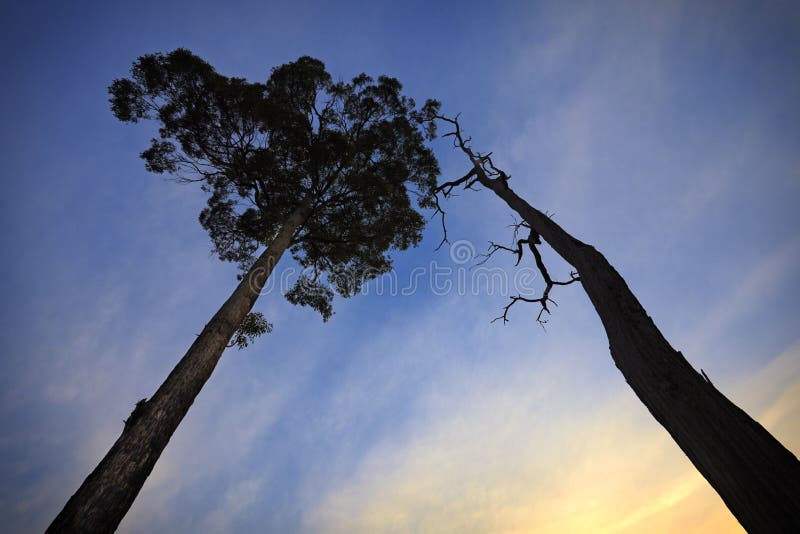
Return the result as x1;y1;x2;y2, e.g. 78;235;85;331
430;113;800;533
48;49;440;533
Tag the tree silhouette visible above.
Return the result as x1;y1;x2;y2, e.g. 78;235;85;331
48;50;440;533
432;114;800;533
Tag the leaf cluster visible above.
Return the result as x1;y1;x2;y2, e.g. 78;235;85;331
229;312;273;349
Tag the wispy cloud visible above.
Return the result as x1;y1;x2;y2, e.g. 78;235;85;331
304;337;799;533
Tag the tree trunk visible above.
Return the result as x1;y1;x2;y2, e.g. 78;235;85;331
481;177;800;533
47;203;312;534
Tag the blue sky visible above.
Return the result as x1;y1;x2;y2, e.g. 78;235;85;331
1;1;799;532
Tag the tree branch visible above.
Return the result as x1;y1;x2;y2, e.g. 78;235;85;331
432;114;580;326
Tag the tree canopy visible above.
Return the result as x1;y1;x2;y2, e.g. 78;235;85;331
110;49;440;320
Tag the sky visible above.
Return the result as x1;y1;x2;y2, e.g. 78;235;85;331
0;0;799;532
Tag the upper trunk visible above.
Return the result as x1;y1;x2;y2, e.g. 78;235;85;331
47;202;312;534
479;175;800;533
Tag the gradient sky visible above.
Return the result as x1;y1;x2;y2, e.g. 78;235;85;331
1;1;799;532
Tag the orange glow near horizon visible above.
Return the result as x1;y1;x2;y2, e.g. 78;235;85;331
306;344;800;533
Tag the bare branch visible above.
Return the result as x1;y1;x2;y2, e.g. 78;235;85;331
428;116;583;327
491;294;552;327
435;168;478;197
474;240;524;267
432;194;449;250
429;113;519;251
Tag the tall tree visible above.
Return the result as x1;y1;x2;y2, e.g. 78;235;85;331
432;115;800;533
48;50;440;533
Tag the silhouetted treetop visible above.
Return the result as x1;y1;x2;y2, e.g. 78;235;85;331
110;49;440;319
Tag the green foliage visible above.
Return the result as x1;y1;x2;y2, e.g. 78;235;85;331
284;275;334;321
229;312;273;350
110;49;440;321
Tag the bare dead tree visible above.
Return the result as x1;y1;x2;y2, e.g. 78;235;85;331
432;113;800;533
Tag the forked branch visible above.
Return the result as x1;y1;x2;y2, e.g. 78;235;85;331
488;224;580;327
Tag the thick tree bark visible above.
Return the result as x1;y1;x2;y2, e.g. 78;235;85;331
481;177;800;532
47;203;312;534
